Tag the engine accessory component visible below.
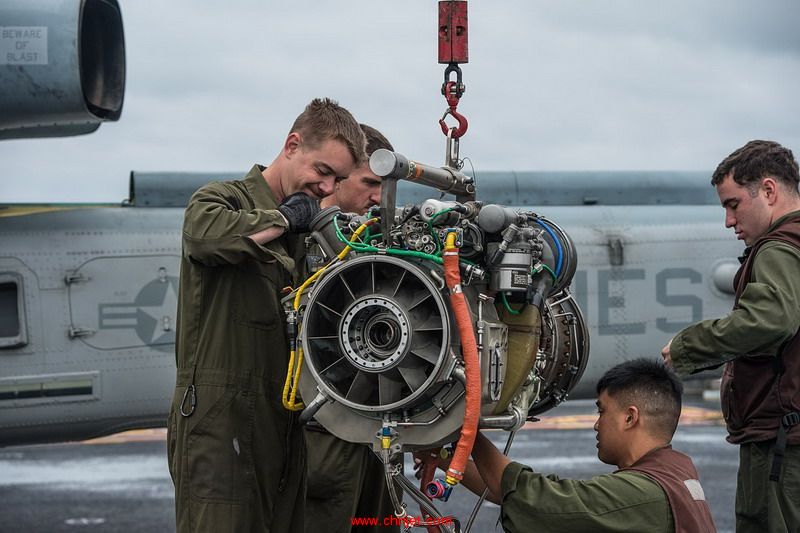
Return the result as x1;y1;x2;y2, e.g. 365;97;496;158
475;204;524;234
426;478;452;501
309;206;347;260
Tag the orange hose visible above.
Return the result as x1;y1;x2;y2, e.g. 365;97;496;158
442;233;481;488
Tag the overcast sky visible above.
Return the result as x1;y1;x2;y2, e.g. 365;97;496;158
2;0;799;203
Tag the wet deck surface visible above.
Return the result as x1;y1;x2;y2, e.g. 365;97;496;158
0;399;736;532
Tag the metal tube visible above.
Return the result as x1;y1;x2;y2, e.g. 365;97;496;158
464;430;517;533
370;149;475;197
396;388;465;427
451;365;466;386
298;391;329;425
478;415;517;430
382;450;407;519
479;406;525;430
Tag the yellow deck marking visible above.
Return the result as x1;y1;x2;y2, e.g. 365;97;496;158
526;405;723;430
82;428;167;445
0;205;112;218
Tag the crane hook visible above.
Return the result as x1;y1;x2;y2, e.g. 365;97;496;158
439;81;468;139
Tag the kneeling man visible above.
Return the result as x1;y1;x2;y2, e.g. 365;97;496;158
422;359;716;532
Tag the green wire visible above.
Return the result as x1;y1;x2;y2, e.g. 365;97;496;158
331;217;439;261
331;212;484;268
499;292;523;315
533;263;558;282
385;248;443;264
430;208;455;224
541;263;557;281
333;214;372;251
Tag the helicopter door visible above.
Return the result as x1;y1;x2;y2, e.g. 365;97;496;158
67;255;180;352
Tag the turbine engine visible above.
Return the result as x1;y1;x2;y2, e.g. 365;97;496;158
285;151;589;454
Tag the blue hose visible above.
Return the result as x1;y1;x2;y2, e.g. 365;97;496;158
534;219;563;278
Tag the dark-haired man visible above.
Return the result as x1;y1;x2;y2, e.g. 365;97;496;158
305;124;400;533
662;140;800;532
168;98;366;533
420;359;715;532
319;123;389;215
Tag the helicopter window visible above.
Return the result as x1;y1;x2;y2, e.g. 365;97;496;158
0;282;19;337
0;273;27;348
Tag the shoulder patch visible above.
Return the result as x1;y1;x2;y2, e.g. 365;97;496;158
683;479;705;501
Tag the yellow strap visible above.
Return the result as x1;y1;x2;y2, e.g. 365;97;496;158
282;349;305;410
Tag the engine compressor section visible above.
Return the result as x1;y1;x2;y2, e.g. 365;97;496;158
282;149;589;527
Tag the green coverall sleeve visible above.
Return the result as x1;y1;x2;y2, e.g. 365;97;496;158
500;462;673;533
670;242;800;376
182;181;289;266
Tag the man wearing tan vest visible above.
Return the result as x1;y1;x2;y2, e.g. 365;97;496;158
418;358;716;532
663;140;800;532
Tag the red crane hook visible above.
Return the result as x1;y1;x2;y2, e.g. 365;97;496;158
439;81;469;139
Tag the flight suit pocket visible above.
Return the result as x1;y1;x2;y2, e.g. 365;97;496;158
782;445;800;505
735;442;770;523
233;260;284;331
721;364;741;430
187;386;256;503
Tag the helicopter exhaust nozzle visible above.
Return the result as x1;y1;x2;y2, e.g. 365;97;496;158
0;0;126;140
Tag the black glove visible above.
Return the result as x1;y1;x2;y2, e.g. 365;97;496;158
278;192;320;233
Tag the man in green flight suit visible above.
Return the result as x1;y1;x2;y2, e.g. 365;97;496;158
418;358;715;532
662;140;800;532
304;124;400;533
167;97;366;533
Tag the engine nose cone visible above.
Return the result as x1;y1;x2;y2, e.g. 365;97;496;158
340;297;410;372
